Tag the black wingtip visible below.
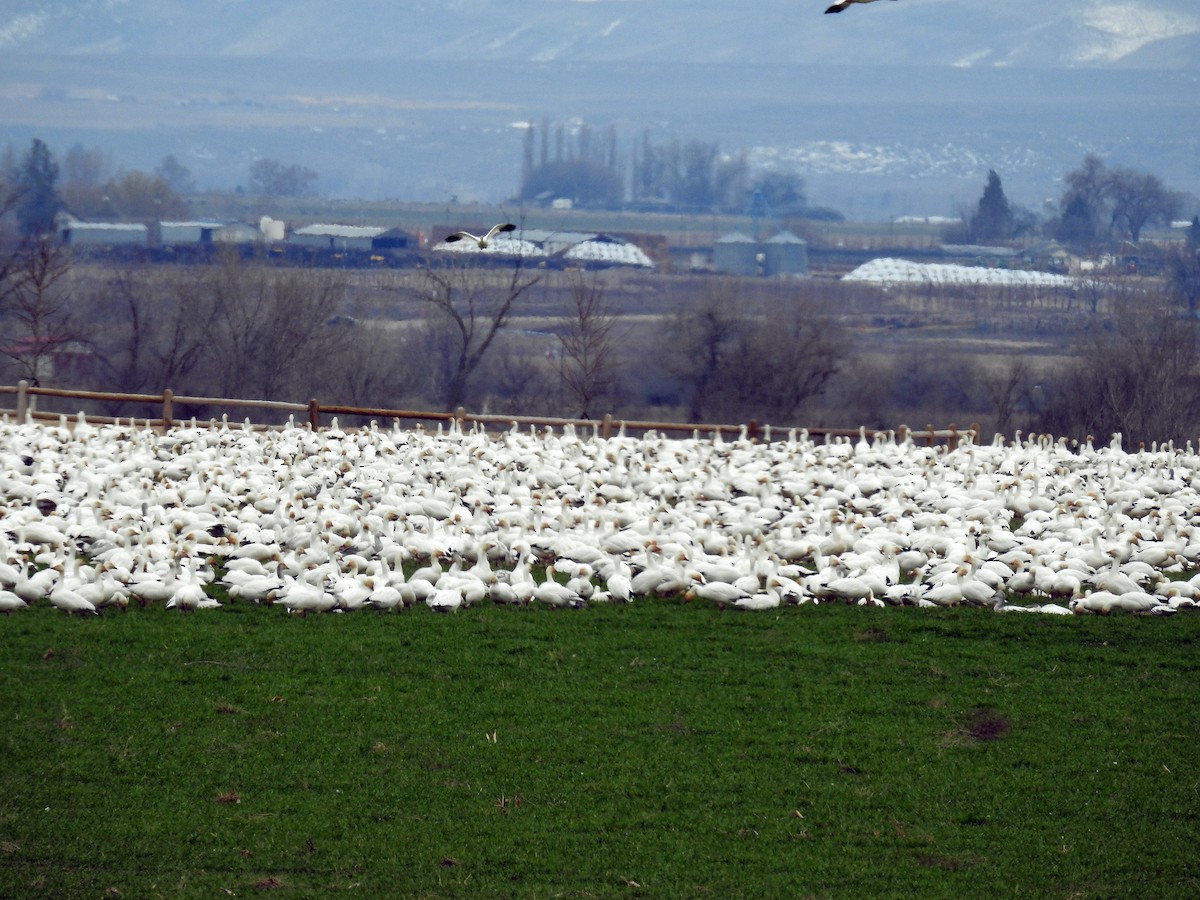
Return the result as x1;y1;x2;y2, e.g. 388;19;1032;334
498;223;516;232
444;233;463;243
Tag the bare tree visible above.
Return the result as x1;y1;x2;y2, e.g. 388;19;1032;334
0;238;77;385
88;264;219;399
403;257;542;410
977;357;1034;440
1035;293;1200;445
557;272;620;418
203;249;352;401
661;283;845;424
661;281;745;421
716;293;846;424
248;158;318;197
476;342;556;416
1105;167;1181;244
59;143;113;219
102;170;190;221
1167;242;1200;316
322;321;424;412
1056;154;1109;248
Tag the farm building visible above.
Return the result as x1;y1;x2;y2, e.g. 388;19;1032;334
563;235;654;268
160;221;226;245
291;224;387;252
762;230;808;276
713;231;762;276
215;222;262;245
714;230;808;277
0;338;96;383
432;228;653;269
373;227;417;251
842;257;1075;288
60;221;148;246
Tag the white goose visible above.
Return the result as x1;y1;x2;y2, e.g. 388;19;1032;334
443;223;516;249
0;590;28;613
49;583;99;616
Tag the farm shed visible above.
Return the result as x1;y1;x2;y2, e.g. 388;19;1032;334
1018;240;1075;273
373;227;417;250
160;221;225;245
215;222;262;245
60;222;148;247
290;224;386;252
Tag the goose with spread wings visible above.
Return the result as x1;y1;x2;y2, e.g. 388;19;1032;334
826;0;896;12
443;223;516;249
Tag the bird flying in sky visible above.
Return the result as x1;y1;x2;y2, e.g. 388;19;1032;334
443;223;517;249
826;0;897;13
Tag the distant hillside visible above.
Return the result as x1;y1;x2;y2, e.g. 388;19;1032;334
2;0;1198;70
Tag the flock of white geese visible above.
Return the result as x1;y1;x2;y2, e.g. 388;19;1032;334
2;413;1200;618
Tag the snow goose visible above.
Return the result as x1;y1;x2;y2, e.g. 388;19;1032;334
684;580;751;607
0;590;28;613
167;559;209;612
533;572;584;608
733;587;781;611
274;574;338;615
49;584;99;616
443;223;516;249
13;564;58;604
427;587;464;612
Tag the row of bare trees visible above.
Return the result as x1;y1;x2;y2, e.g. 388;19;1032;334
3;215;1200;446
0;234;851;426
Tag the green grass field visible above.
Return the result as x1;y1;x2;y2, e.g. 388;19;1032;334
2;601;1198;898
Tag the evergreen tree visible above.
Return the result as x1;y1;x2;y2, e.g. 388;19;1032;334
15;139;63;237
1055;193;1097;247
968;169;1014;242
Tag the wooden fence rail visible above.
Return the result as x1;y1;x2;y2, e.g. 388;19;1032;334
0;381;978;448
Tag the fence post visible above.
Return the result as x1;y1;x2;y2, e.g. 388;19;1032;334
602;413;612;440
455;406;467;432
925;423;935;447
308;398;320;430
747;419;760;443
162;389;174;429
897;424;908;445
948;423;959;450
16;379;27;423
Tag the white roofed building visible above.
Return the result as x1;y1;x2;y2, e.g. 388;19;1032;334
842;258;1076;288
160;221;226;245
60;221;148;246
291;224;387;252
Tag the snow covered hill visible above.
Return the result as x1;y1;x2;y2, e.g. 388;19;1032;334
2;0;1198;70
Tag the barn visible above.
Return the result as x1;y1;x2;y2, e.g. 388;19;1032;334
290;224;386;252
160;221;226;246
60;222;148;247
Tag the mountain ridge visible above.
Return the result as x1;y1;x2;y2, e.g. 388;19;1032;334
2;0;1198;70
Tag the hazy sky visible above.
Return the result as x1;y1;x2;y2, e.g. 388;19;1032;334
2;1;1197;217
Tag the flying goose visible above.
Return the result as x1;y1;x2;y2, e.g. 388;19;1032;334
443;223;516;249
825;0;896;12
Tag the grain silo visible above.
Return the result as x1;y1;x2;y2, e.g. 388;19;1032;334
713;231;761;276
763;230;808;276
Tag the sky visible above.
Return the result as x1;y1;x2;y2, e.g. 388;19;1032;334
1;0;1197;218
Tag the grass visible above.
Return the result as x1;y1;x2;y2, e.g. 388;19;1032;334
1;601;1198;898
